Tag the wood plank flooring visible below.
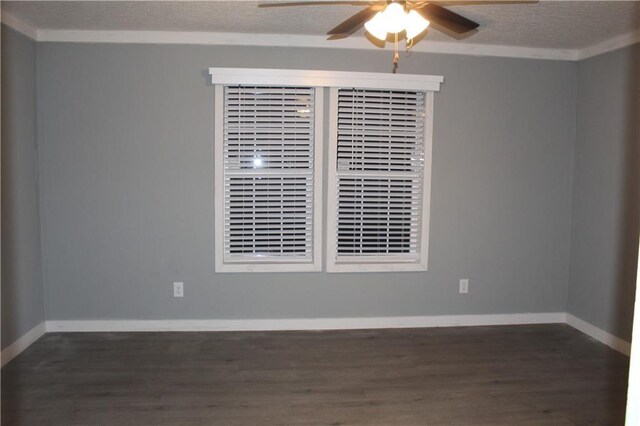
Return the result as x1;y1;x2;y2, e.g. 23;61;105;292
1;324;630;425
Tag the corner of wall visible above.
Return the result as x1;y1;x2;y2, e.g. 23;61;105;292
1;25;46;351
34;35;46;326
564;59;580;316
564;42;640;341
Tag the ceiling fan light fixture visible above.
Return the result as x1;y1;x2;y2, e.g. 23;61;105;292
405;10;430;39
364;3;431;42
364;11;388;41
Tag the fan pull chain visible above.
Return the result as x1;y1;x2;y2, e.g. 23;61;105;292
392;32;399;74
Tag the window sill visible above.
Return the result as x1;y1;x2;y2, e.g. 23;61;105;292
326;261;428;273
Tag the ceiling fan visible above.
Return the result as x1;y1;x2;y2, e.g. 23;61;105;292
259;1;480;72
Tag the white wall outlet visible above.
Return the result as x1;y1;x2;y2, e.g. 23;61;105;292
459;279;469;294
173;282;184;298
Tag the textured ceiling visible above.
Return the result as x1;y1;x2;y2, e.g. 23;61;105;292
3;1;640;49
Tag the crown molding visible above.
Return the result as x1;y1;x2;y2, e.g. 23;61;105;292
576;29;640;61
1;11;37;40
20;27;584;61
414;40;577;60
2;11;638;62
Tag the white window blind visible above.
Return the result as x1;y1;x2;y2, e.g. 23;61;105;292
215;85;322;272
327;88;433;272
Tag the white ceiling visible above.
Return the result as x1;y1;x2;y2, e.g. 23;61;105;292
2;1;640;50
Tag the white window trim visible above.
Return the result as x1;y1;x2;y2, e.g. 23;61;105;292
214;85;324;273
210;68;442;273
326;88;435;273
209;68;443;92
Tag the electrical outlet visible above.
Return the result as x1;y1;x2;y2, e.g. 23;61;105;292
173;282;184;298
459;279;469;294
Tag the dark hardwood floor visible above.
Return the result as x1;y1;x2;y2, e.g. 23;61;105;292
1;324;630;425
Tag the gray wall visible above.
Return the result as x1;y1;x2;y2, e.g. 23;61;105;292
567;43;640;341
37;43;577;321
1;26;44;348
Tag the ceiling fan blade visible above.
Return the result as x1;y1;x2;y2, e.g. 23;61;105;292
327;6;379;35
259;1;377;7
429;1;537;4
327;33;351;40
415;3;479;34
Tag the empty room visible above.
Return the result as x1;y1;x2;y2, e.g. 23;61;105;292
2;0;639;424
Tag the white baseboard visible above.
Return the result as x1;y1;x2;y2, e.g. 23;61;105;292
46;312;566;333
1;322;47;367
566;313;631;356
1;313;629;367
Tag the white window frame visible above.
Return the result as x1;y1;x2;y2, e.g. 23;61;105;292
210;68;442;273
326;88;436;273
213;83;323;273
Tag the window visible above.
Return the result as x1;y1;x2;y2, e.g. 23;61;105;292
214;84;323;272
326;87;434;272
211;68;441;273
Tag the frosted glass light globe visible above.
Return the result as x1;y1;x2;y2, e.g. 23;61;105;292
364;11;388;41
405;10;430;39
382;2;407;34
